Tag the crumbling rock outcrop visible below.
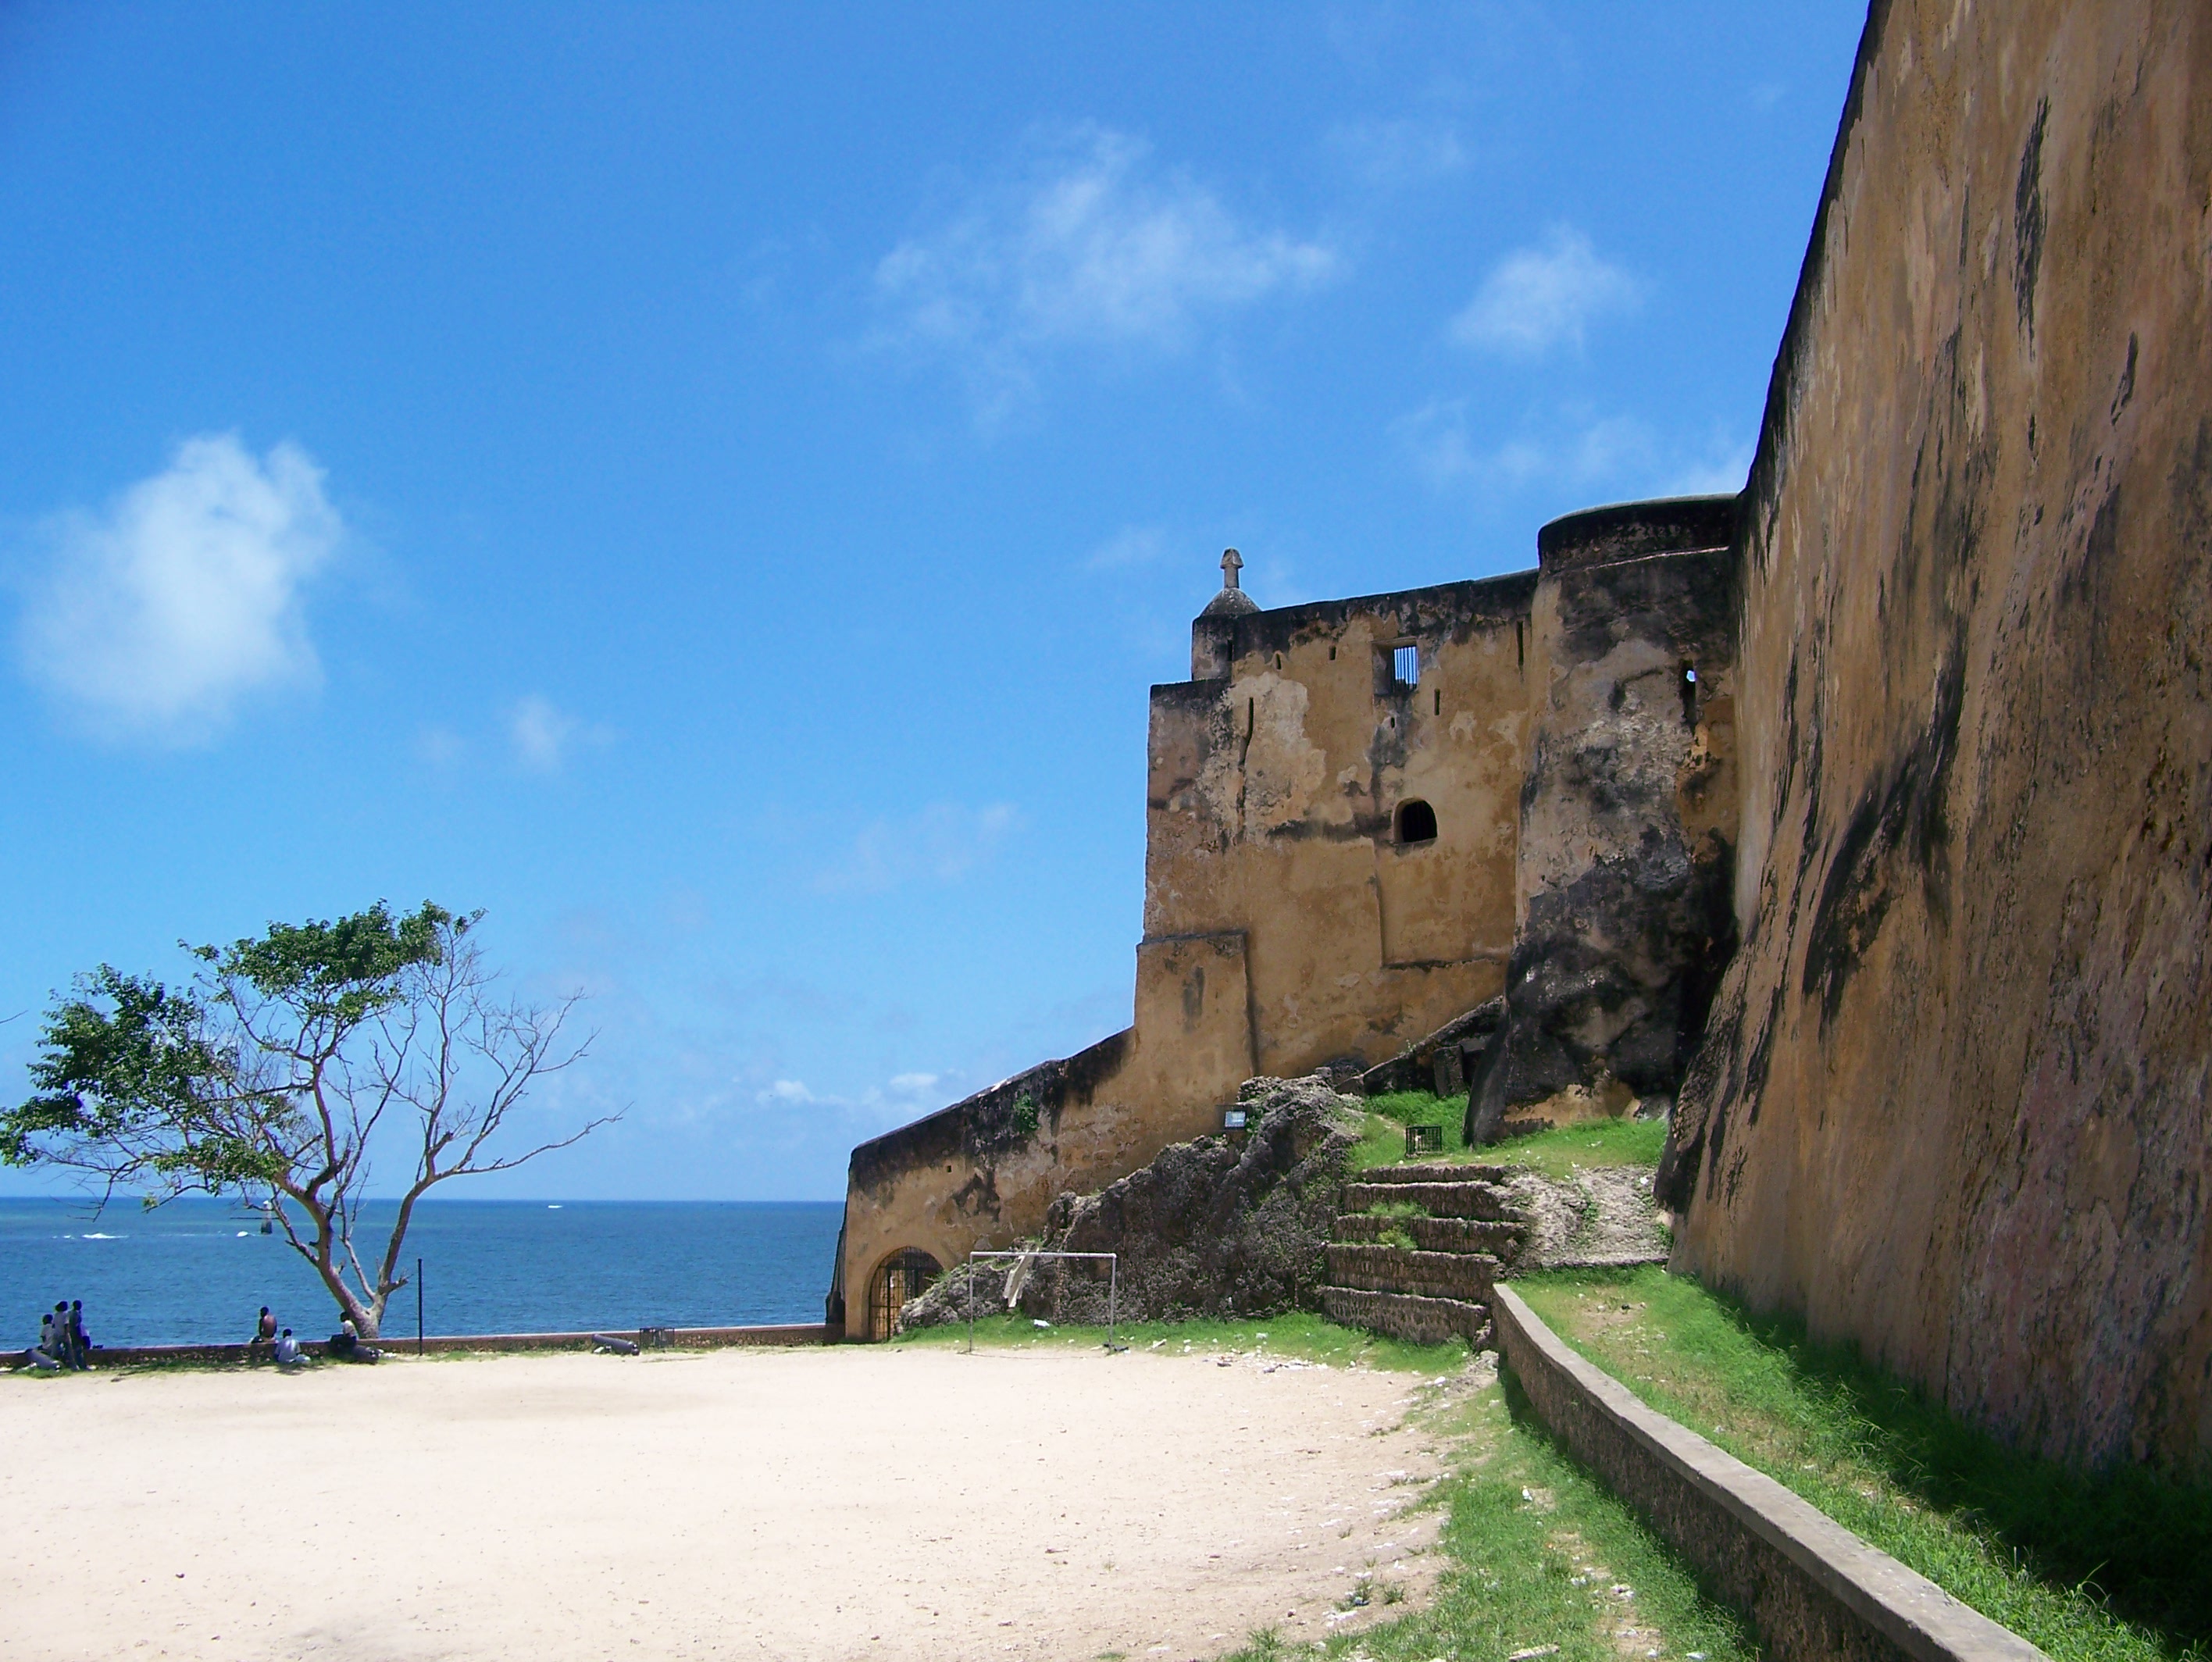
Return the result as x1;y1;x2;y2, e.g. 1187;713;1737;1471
903;1075;1361;1330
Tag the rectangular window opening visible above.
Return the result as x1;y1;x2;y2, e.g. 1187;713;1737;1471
1393;644;1420;687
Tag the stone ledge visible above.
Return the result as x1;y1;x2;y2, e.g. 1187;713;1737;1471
1333;1214;1526;1255
1354;1162;1512;1185
1327;1243;1500;1300
1320;1286;1490;1346
1491;1285;2049;1662
1343;1179;1522;1219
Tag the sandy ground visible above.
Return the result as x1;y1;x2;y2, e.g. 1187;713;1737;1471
3;1341;1454;1662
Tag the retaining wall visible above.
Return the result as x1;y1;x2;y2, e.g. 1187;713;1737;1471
1492;1284;2047;1662
55;1323;831;1367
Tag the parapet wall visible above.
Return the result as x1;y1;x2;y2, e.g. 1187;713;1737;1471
1662;0;2212;1472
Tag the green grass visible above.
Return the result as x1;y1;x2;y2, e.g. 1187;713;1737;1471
1517;1266;2212;1662
1224;1361;1755;1662
895;1310;1469;1373
1352;1091;1668;1178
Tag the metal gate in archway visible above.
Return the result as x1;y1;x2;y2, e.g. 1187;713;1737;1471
868;1247;943;1340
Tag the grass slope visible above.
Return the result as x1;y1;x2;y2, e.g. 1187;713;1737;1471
1354;1092;1668;1177
1518;1267;2212;1662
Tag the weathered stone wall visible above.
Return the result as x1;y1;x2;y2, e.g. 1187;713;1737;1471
1146;574;1537;1079
1469;498;1743;1140
1663;0;2212;1472
901;1074;1363;1329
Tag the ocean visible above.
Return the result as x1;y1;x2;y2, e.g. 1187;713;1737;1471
0;1196;844;1347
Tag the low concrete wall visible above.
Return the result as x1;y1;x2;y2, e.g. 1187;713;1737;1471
1491;1285;2047;1662
62;1324;831;1367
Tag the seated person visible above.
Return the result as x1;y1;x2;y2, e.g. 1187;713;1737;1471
273;1328;303;1368
328;1317;380;1363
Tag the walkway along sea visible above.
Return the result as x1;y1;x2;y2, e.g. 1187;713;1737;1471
0;1197;843;1346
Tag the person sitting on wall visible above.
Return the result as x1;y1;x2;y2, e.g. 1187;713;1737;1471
272;1328;303;1368
327;1316;380;1364
27;1311;62;1371
249;1306;276;1354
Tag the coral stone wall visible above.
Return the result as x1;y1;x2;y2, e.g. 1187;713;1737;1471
1145;574;1536;1079
1469;498;1743;1139
1662;0;2212;1471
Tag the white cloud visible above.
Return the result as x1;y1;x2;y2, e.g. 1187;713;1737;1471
887;1072;940;1096
417;724;467;767
873;124;1337;410
16;433;340;744
1083;524;1165;572
508;694;611;772
1324;116;1470;187
1395;401;1659;493
814;801;1022;896
1450;226;1640;356
1664;435;1755;497
759;1079;819;1106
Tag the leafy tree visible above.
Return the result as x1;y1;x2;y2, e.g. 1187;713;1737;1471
2;901;612;1337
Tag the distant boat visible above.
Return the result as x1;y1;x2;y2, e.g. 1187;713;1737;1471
548;1204;564;1210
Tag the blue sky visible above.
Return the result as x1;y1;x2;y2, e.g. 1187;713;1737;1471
0;3;1867;1200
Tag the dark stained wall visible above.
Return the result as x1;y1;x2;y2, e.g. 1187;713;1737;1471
1662;0;2212;1473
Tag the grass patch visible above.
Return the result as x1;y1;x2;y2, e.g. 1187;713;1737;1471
894;1310;1468;1373
1485;1118;1667;1179
1352;1091;1668;1178
1354;1090;1474;1169
1517;1266;2212;1662
1224;1361;1754;1662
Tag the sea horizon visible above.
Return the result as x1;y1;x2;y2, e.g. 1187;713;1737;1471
2;1195;845;1347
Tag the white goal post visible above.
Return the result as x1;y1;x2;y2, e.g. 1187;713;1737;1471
965;1249;1120;1353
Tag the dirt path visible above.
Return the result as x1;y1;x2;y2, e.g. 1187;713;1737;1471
3;1343;1450;1661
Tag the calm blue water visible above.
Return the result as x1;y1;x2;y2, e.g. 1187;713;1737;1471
0;1197;843;1346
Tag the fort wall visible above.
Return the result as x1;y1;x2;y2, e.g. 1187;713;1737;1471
1661;0;2212;1472
1145;573;1538;1075
840;530;1749;1339
1471;498;1745;1136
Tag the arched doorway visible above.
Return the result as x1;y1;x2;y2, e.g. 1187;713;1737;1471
868;1247;943;1341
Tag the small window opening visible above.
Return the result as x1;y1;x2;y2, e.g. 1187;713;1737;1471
1393;644;1419;687
1515;621;1525;668
1274;652;1283;669
1396;799;1439;846
1432;690;1441;716
1329;645;1337;661
1679;661;1700;728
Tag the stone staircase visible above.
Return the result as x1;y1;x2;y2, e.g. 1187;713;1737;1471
1319;1163;1529;1346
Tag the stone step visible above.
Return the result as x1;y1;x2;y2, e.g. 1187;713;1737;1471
1342;1179;1525;1221
1332;1214;1527;1257
1321;1286;1490;1347
1358;1161;1512;1185
1327;1243;1500;1301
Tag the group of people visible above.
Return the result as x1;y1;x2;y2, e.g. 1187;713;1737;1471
28;1300;91;1370
21;1298;380;1373
248;1305;305;1367
246;1304;380;1367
